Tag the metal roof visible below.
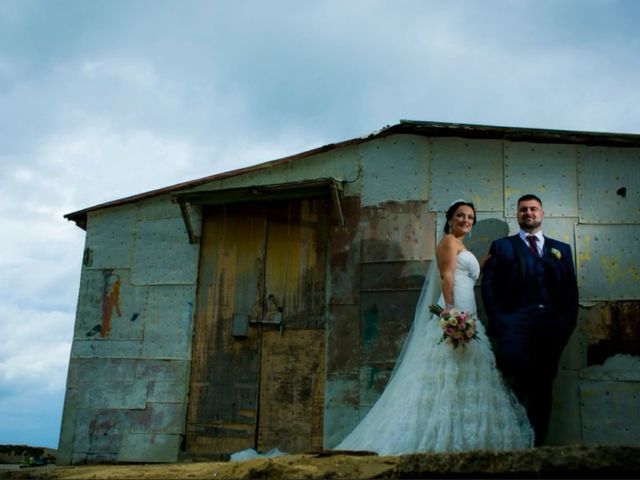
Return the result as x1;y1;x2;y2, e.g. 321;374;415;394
64;120;640;229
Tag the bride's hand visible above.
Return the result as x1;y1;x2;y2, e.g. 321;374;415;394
479;253;491;270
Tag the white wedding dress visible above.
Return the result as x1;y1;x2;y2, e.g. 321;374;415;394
334;250;534;454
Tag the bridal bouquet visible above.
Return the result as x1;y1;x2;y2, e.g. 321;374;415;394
429;304;478;349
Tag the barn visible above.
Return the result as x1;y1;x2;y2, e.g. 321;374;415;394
58;120;640;464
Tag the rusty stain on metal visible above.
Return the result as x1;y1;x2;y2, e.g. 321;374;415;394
585;302;640;366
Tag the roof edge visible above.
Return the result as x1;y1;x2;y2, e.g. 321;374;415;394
390;119;640;145
64;136;363;229
64;120;640;229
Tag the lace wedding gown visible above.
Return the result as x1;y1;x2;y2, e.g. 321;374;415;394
334;250;534;454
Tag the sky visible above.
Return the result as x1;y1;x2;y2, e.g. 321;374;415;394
1;0;639;449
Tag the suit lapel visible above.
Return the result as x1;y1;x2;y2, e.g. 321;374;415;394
509;235;528;276
541;236;561;278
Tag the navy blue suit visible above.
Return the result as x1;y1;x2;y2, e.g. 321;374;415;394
481;234;578;445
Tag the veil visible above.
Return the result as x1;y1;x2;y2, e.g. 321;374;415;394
333;259;443;451
388;259;442;383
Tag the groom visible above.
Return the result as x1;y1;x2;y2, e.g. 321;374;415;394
481;194;578;446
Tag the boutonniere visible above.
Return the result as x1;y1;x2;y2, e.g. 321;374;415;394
550;248;562;260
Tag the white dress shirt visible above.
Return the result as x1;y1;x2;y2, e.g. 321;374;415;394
519;230;544;257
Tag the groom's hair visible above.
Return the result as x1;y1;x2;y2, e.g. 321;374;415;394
517;194;543;206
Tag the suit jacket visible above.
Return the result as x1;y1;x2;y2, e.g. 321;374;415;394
481;234;578;338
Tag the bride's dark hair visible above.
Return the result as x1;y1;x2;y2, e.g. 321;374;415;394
444;200;477;233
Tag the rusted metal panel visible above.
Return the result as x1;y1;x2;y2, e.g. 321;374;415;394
328;196;361;306
578;146;640;224
358;364;394;412
257;330;325;453
141;285;194;360
326;305;360;375
361;260;428;292
147;381;188;403
361;201;435;262
72;409;131;454
359;290;421;405
117;433;181;462
360;290;418;365
132;216;199;285
504;142;578;217
73;268;146;342
322;375;359;448
360;135;430;207
583;302;640;365
132;403;186;434
264;199;328;330
429;138;503;212
576;225;640;301
186;204;265;453
136;359;190;383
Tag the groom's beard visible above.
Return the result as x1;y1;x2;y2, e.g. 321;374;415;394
518;218;542;230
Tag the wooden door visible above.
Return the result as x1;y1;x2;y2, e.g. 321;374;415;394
186;199;327;455
186;203;266;454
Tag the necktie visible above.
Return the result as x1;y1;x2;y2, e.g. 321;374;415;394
526;235;539;257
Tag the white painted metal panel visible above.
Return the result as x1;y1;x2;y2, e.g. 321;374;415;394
578;146;640;223
132;217;199;285
141;285;194;360
580;379;640;445
429;138;503;212
85;206;137;269
71;339;143;358
117;433;181;462
68;358;139;386
575;224;640;300
77;381;147;409
505;142;578;217
360;135;430;206
185;143;361;197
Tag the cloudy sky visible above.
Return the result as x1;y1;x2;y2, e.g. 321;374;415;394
1;0;638;449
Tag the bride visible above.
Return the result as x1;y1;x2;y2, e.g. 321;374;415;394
334;200;534;454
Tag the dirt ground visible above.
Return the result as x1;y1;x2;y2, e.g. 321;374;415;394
2;445;640;480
